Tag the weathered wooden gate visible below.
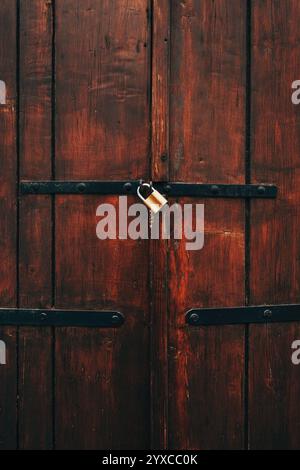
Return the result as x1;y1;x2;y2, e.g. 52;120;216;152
1;0;300;450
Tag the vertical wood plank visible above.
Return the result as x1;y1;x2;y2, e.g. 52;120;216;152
0;328;17;450
168;0;246;449
170;0;245;184
169;201;245;450
0;0;17;450
18;326;53;449
54;0;151;449
55;0;149;180
249;0;300;449
19;0;53;181
150;0;170;450
150;237;169;449
18;0;53;449
0;0;17;306
55;198;150;449
151;0;170;180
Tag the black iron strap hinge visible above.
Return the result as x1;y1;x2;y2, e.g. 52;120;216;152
186;304;300;326
20;181;277;198
0;309;124;327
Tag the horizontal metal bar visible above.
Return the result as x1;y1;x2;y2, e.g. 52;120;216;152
20;181;140;195
157;182;277;198
186;304;300;326
20;181;277;198
0;309;124;327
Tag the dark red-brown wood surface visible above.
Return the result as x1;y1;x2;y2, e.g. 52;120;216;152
249;0;300;449
55;0;150;180
54;0;150;449
18;0;53;449
1;0;300;451
0;0;17;450
151;0;169;181
150;0;170;449
168;0;246;449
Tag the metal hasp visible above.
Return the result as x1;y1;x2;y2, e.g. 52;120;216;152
0;309;124;327
186;304;300;326
20;181;277;198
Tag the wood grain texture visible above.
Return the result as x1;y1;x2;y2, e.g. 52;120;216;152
19;197;52;309
168;0;246;449
0;0;17;450
19;0;53;180
18;327;53;450
151;0;169;181
150;0;170;450
169;200;245;450
4;0;300;450
249;0;300;449
150;237;169;449
0;327;17;450
18;0;53;449
54;1;150;449
0;0;17;306
170;0;245;184
55;0;150;180
55;197;150;449
249;323;300;449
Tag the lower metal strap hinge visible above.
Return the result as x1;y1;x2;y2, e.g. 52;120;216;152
0;309;124;327
186;304;300;326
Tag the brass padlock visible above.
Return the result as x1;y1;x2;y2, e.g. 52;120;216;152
137;183;168;214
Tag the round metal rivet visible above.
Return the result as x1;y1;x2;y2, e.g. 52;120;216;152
257;185;266;194
77;183;86;193
32;183;40;192
211;185;220;194
112;314;121;324
161;154;168;162
189;313;200;324
263;309;272;319
164;185;171;193
123;182;132;192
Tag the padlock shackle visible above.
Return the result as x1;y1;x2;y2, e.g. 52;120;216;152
137;183;152;203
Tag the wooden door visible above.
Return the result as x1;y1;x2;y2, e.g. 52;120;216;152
1;0;300;450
